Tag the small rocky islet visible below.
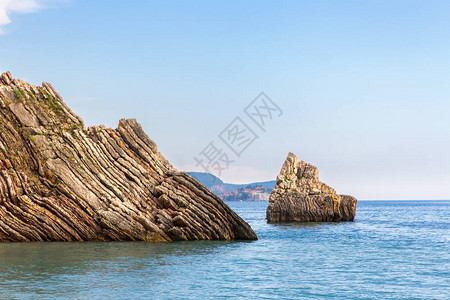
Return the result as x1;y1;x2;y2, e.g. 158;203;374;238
0;72;257;242
267;152;357;222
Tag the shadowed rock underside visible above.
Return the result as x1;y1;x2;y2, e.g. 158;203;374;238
0;72;257;242
266;152;357;222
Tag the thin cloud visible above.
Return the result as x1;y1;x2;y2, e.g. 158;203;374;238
0;0;53;34
180;163;274;184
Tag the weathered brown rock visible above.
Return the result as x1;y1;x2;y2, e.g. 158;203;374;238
266;152;357;222
0;72;12;85
0;72;257;242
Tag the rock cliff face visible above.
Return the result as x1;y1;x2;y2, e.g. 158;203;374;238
266;153;357;222
0;72;257;242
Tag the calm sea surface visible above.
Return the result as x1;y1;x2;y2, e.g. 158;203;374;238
0;201;448;299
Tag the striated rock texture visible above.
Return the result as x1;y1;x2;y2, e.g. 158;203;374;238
266;152;357;222
0;72;257;242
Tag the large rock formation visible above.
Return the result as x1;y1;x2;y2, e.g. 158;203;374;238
0;71;257;242
266;153;357;222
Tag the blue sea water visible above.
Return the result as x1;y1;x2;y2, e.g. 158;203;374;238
0;201;448;299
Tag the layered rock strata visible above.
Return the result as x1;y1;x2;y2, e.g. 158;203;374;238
266;152;357;222
0;72;257;241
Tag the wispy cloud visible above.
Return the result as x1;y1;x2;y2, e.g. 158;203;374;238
180;163;274;184
0;0;50;34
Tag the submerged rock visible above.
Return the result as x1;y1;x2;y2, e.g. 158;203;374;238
266;153;357;222
0;72;257;242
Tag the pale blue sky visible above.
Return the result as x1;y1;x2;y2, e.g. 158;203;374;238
1;0;449;199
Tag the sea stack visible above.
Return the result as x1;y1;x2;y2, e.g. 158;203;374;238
0;71;257;242
266;152;357;222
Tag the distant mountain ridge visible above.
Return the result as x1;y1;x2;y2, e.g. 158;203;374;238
186;172;275;201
